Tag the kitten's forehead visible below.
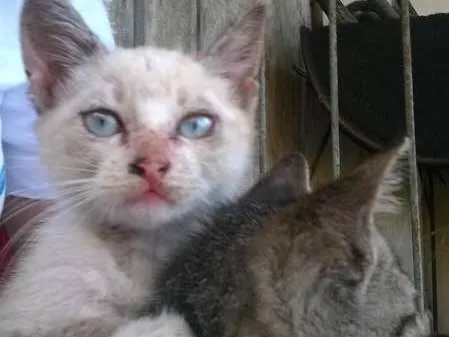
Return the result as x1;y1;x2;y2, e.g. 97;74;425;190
97;47;218;99
64;46;240;128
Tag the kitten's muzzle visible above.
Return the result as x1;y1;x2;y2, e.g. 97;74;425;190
128;158;171;180
127;158;173;203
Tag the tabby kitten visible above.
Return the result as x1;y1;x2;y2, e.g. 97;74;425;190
0;0;267;336
144;138;431;337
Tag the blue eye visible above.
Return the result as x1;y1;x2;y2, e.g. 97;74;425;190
82;110;121;137
178;114;215;139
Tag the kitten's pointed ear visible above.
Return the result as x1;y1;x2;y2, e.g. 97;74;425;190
198;2;268;109
336;137;410;216
245;152;311;205
321;138;409;286
20;0;108;111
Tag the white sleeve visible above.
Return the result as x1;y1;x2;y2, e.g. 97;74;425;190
2;0;115;200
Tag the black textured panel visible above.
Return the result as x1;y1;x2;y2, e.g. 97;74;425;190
303;14;449;166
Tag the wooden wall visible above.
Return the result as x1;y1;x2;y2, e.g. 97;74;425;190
105;0;448;334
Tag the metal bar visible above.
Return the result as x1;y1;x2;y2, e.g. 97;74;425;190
329;0;341;178
400;0;425;313
313;0;358;24
259;60;268;175
394;0;419;17
427;170;438;333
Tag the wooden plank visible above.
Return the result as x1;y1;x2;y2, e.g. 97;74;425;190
265;0;311;166
105;0;134;47
198;0;252;49
142;0;198;52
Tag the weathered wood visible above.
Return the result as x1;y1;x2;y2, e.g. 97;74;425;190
142;0;198;52
198;0;251;49
264;0;311;166
105;0;134;46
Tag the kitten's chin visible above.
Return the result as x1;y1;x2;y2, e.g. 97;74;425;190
91;195;205;231
86;179;244;231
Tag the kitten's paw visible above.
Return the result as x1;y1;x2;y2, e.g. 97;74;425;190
112;312;193;337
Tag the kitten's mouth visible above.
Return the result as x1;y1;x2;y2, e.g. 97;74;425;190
143;187;173;204
128;182;174;206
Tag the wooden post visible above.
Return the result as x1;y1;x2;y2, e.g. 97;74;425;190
141;0;199;52
106;0;135;47
265;0;311;167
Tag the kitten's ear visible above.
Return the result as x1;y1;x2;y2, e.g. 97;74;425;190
245;152;311;205
198;2;268;110
334;137;410;217
321;138;409;286
20;0;108;111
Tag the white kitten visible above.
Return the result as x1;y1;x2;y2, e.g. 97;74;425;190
0;0;267;336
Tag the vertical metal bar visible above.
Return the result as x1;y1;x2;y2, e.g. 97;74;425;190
259;59;267;176
428;171;438;332
400;0;425;313
329;0;341;178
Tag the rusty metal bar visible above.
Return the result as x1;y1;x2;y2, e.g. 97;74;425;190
259;60;268;176
329;0;341;178
400;0;425;313
314;0;358;23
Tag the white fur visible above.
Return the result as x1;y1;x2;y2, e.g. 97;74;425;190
0;1;267;336
137;99;174;131
374;137;411;215
112;312;193;337
0;212;151;334
0;48;254;332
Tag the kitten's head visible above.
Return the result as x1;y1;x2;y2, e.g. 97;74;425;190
278;138;430;336
20;0;267;229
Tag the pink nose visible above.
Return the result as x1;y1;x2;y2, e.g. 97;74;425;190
129;158;171;180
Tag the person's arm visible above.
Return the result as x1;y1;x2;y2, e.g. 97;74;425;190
1;0;115;247
2;197;50;246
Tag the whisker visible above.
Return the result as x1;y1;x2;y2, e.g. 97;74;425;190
6;179;94;197
6;164;96;174
0;190;96;259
